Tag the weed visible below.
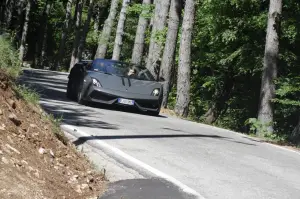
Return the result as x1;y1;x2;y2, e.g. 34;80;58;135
45;113;68;145
0;36;21;78
14;85;40;105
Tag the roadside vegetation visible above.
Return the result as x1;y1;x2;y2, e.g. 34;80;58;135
0;34;106;199
1;0;300;147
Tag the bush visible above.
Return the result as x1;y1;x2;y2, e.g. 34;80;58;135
0;36;21;77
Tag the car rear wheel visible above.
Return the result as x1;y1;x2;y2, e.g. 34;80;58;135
77;80;86;105
66;79;76;100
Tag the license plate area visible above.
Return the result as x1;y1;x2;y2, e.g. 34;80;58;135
118;98;135;105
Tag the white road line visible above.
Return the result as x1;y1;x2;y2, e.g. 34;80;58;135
61;124;206;199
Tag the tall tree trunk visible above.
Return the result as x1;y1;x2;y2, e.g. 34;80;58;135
257;0;282;136
19;0;31;62
292;115;300;145
112;0;130;61
95;0;119;59
4;0;14;29
174;0;195;117
131;0;151;65
35;0;51;68
53;0;74;70
145;0;171;78
69;0;83;71
76;0;95;63
160;0;182;108
40;2;51;69
16;0;26;42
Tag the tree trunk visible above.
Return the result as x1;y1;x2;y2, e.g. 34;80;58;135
4;0;14;29
69;0;83;71
95;0;119;59
53;0;74;70
160;0;182;108
76;0;95;62
145;0;171;78
35;0;51;68
131;0;151;65
174;0;195;117
16;0;26;42
292;116;300;145
257;0;282;136
40;2;51;69
19;0;31;62
112;0;130;61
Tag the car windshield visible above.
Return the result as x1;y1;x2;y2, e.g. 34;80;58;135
91;59;155;81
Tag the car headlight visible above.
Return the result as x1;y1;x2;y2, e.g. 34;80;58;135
92;78;102;87
151;88;160;96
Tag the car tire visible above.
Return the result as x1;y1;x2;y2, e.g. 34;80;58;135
77;80;86;105
148;110;160;116
66;79;75;100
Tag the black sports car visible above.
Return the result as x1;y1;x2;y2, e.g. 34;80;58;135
66;59;163;116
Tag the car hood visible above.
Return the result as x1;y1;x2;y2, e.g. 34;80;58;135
88;72;162;95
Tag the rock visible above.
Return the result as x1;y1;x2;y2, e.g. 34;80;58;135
0;124;5;131
8;99;16;109
49;150;55;158
1;157;9;164
0;150;3;155
38;147;46;154
81;184;89;190
8;113;21;126
0;109;3;115
5;144;21;154
21;160;28;165
34;171;40;178
74;185;82;193
68;175;79;184
30;124;37;128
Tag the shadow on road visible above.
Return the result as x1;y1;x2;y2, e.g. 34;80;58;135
72;132;256;147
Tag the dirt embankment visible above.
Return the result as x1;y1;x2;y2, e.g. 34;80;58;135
0;71;106;199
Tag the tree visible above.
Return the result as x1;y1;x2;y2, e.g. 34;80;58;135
257;0;282;136
160;0;182;108
175;0;195;117
76;0;95;62
19;0;32;62
69;0;83;71
131;0;152;65
54;0;74;70
4;0;14;29
112;0;130;60
95;0;119;59
145;0;171;78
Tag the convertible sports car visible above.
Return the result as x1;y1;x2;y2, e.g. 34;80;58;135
66;59;163;116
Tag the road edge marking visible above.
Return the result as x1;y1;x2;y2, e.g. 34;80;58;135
61;124;205;199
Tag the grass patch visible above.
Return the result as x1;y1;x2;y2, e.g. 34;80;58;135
45;113;68;146
14;85;40;105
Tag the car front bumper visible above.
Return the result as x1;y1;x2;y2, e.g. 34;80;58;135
83;86;162;112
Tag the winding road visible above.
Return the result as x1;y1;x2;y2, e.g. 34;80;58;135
20;69;300;199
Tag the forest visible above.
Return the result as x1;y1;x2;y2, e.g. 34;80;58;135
0;0;300;146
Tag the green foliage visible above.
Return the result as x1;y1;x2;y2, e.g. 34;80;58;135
0;37;21;77
245;118;271;136
44;113;68;145
127;3;154;19
14;85;40;105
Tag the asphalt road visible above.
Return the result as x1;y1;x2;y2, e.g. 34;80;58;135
20;69;300;199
